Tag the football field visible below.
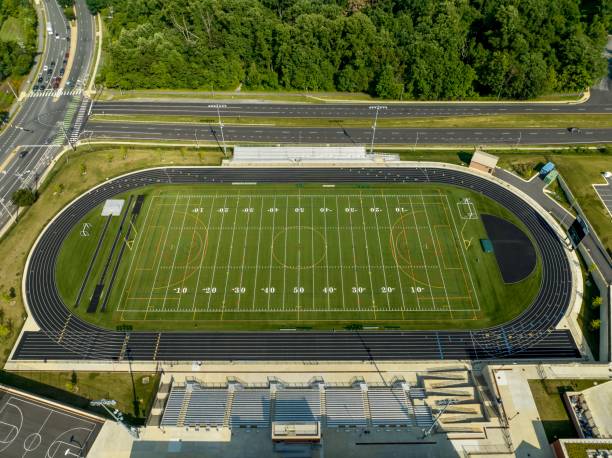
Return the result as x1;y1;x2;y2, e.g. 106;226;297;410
57;183;541;330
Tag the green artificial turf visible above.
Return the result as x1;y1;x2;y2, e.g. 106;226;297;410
56;182;542;331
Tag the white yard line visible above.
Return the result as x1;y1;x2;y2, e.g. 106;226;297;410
192;194;217;318
282;195;289;311
358;193;377;316
220;195;241;318
176;196;203;311
117;194;155;312
161;196;191;311
266;196;277;309
383;194;407;311
206;197;229;311
420;192;451;313
311;195;315;311
251;196;265;310
444;194;481;312
144;195;179;319
323;196;331;310
297;192;301;316
371;195;391;310
334;196;347;309
236;196;253;310
345;196;362;310
406;195;436;307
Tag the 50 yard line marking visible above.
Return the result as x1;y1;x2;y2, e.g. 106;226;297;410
297;192;301;319
144;194;179;319
206;196;228;311
220;195;241;318
192;194;217;319
311;195;315;311
162;196;191;311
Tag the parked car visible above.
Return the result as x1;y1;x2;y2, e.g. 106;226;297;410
19;150;28;158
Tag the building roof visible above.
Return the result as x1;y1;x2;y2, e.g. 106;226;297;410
582;381;612;438
471;151;499;168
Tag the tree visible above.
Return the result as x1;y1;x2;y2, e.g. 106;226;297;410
590;319;601;331
11;188;37;208
592;296;602;308
375;65;403;99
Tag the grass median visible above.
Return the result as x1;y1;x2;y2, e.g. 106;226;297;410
89;113;612;129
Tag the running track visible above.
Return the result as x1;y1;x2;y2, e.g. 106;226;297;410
14;167;579;361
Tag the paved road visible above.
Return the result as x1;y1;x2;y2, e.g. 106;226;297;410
84;121;612;146
0;0;94;228
90;88;612;118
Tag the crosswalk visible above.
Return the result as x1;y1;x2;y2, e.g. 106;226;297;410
26;88;83;98
70;98;91;143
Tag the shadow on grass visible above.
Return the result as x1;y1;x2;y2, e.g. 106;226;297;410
0;370;148;425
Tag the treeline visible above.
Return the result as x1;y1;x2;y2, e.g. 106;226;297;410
90;0;610;99
0;0;37;81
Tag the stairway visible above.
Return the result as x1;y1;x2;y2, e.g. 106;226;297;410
223;386;236;428
360;384;372;427
177;384;193;427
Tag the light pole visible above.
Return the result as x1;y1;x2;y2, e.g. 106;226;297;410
208;104;227;156
422;399;458;438
413;131;419;152
368;105;387;154
194;129;199;148
90;399;139;439
515;131;522;148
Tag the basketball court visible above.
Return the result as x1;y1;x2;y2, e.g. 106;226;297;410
0;387;103;458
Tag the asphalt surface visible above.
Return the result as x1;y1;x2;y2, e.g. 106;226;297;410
0;0;94;228
0;387;102;457
15;167;579;362
84;121;612;146
90;88;612;118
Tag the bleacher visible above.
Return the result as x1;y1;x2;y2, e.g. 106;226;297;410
274;389;321;423
230;389;270;427
326;388;367;427
159;382;436;430
184;387;227;427
231;146;373;163
160;385;185;426
368;388;414;426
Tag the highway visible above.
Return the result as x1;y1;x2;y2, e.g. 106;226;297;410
0;0;94;228
90;88;612;118
84;121;612;146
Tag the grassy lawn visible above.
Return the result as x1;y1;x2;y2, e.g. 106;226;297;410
565;443;612;457
0;370;159;425
89;113;612;129
0;145;222;368
96;88;584;104
528;379;610;443
57;182;541;331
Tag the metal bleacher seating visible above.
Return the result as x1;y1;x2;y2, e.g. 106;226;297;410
230;389;271;427
184;387;227;427
274;389;321;423
160;385;185;426
409;387;427;399
368;388;414;426
326;388;367;427
414;405;434;428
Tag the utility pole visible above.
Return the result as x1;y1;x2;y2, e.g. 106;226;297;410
60;124;76;153
90;399;139;439
368;105;387;154
208;104;227;156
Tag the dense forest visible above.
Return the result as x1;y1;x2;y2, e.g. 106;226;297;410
90;0;610;99
0;0;37;82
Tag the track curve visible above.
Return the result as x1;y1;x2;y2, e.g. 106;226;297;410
15;167;579;361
